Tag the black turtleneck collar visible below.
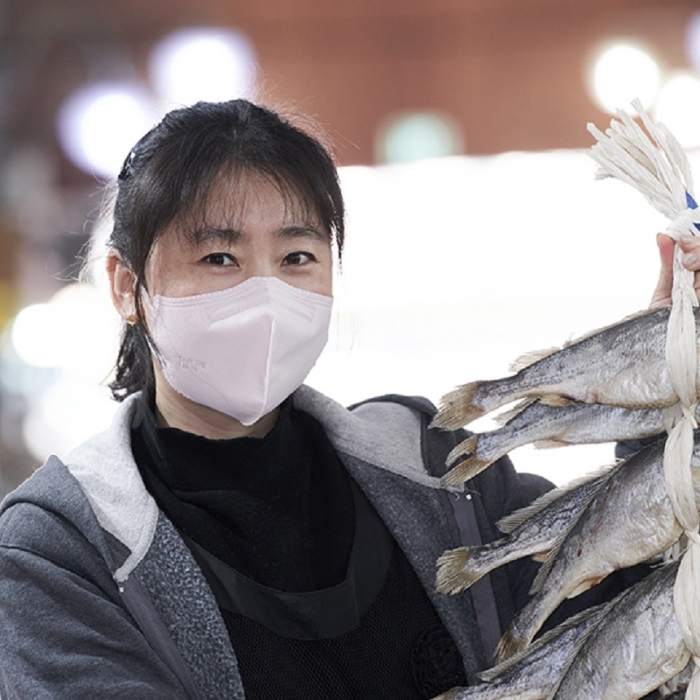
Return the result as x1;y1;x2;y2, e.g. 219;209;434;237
130;396;356;592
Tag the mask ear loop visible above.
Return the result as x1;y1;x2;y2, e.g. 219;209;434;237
137;288;165;365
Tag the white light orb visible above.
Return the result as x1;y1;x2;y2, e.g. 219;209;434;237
685;12;700;74
10;283;121;379
149;27;257;108
654;71;700;149
11;303;64;368
587;41;661;114
57;81;157;178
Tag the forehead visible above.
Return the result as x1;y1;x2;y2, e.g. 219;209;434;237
174;170;322;239
149;170;328;257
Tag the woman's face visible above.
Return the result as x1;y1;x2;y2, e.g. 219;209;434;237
108;171;333;439
145;172;333;299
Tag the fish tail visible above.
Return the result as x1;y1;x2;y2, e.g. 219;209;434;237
441;455;492;487
446;435;477;465
496;625;529;663
435;546;484;594
431;382;486;429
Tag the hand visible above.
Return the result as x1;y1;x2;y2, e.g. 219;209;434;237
649;232;700;308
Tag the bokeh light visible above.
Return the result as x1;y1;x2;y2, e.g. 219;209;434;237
685;11;700;74
654;71;700;149
12;303;65;368
586;41;661;114
376;112;463;163
149;27;257;108
56;81;158;178
9;283;121;461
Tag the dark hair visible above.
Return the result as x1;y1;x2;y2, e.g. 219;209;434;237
107;99;345;400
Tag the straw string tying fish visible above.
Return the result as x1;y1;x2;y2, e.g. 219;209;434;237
589;98;700;700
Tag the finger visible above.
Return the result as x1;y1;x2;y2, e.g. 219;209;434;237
650;233;676;308
680;232;700;271
678;231;700;255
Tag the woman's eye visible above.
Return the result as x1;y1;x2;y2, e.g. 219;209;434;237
283;251;316;266
202;253;236;266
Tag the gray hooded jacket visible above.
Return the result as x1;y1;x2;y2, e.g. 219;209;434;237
0;386;540;698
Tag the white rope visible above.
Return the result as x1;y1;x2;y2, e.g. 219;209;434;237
588;99;700;699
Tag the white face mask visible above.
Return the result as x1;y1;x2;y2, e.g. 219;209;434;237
143;276;333;426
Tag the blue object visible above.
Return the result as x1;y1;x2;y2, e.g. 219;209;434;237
685;191;700;232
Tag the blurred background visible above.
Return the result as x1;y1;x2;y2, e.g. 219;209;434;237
0;0;699;495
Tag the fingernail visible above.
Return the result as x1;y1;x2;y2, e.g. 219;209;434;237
683;253;697;266
681;232;695;245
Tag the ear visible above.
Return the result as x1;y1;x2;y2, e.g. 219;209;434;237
106;252;138;323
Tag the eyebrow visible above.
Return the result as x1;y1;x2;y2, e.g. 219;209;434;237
189;227;241;247
277;225;329;243
189;225;329;247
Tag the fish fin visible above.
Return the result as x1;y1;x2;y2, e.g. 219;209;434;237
494;399;537;427
478;651;526;682
495;467;611;534
531;550;551;563
496;496;562;534
479;601;611;682
566;576;606;598
560;308;658;349
538;394;577;407
529;540;564;594
431;382;485;430
495;625;529;662
430;689;464;700
435;546;480;594
446;435;477;466
534;438;569;449
503;310;659;387
441;456;491;487
508;347;560;373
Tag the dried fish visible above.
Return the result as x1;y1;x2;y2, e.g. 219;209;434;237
430;601;611;700
441;399;679;486
431;307;700;432
550;562;689;700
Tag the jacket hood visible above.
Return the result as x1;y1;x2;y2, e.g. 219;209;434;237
60;386;447;583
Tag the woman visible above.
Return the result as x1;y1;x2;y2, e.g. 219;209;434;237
0;99;693;699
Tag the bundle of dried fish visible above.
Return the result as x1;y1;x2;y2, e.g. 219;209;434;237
498;436;700;658
437;433;700;651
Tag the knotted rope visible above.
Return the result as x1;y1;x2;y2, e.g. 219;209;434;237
588;99;700;698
